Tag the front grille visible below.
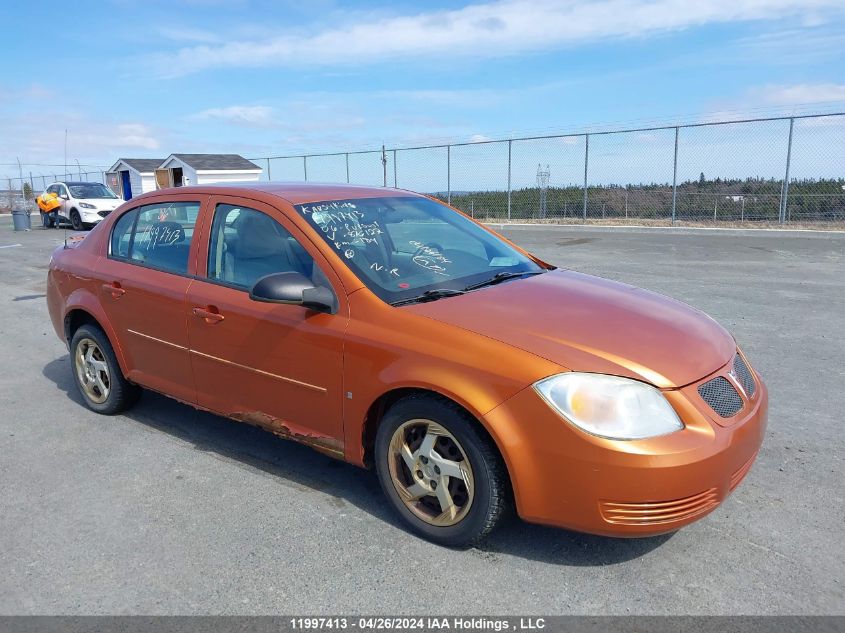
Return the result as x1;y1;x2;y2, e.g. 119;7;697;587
600;488;720;526
97;210;112;218
733;354;756;397
698;376;743;418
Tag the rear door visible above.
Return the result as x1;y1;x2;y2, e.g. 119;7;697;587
186;196;349;455
95;195;208;403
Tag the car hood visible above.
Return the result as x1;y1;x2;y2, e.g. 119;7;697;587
407;269;735;389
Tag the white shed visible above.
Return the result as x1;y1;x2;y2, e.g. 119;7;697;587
155;154;262;188
106;158;164;200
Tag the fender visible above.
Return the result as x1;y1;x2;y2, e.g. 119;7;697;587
341;290;562;468
343;351;559;468
63;287;130;376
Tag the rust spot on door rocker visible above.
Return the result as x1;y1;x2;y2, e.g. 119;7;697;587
230;411;344;459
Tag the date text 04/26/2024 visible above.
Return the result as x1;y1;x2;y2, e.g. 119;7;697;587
290;617;547;631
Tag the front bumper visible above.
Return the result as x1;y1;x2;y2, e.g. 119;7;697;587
79;208;106;224
483;365;768;537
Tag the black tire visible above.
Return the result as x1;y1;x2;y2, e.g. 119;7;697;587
70;209;83;230
70;324;141;415
374;394;511;547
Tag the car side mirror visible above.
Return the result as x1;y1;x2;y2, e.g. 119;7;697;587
249;272;337;314
59;194;69;200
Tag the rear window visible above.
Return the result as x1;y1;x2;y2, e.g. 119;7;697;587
109;201;200;275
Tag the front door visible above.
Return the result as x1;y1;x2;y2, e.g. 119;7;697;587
96;197;206;403
186;197;348;456
55;183;70;219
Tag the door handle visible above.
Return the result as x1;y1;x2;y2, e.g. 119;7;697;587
102;282;126;297
192;307;225;323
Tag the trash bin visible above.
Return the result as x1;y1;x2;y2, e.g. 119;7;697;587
11;208;32;231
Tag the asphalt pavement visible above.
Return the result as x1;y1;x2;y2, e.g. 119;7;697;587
0;217;843;614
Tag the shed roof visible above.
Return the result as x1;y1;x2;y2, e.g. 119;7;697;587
167;154;261;171
114;158;165;173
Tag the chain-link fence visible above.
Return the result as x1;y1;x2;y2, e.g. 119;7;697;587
1;170;108;213
4;113;843;225
253;112;845;226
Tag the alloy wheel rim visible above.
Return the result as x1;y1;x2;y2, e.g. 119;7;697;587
74;338;110;404
387;419;474;527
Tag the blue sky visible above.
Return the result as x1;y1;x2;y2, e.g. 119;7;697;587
1;0;844;179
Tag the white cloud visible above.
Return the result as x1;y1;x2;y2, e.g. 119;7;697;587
110;123;161;150
158;26;221;43
191;105;277;127
752;83;845;105
151;0;845;76
0;111;164;169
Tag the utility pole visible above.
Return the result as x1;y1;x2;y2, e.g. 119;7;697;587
780;117;795;224
671;126;679;224
381;145;387;187
582;134;589;220
16;158;23;197
507;140;512;220
536;164;550;219
75;159;82;179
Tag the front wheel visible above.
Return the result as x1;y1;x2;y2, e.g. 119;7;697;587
375;395;511;547
70;209;83;230
70;324;141;414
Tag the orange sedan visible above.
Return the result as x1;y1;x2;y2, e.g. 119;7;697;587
47;183;767;547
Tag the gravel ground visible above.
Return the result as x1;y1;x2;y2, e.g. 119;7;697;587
0;217;842;615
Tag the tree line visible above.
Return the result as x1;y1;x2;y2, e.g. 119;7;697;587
437;176;845;222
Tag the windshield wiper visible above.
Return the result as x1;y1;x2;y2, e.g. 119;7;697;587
462;270;546;292
390;288;465;307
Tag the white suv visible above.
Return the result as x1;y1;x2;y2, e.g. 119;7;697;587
44;182;124;230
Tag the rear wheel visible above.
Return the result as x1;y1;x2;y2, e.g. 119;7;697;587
375;395;511;547
70;324;141;414
70;209;83;230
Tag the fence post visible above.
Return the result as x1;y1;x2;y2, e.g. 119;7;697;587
381;145;387;187
671;126;679;224
507;139;512;221
780;117;794;224
582;134;589;220
304;156;309;181
345;153;350;183
447;145;451;205
29;172;34;196
266;158;271;181
393;149;397;188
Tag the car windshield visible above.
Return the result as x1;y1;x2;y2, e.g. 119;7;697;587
296;196;546;304
68;183;119;199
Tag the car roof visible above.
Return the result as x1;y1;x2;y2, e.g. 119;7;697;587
132;182;425;205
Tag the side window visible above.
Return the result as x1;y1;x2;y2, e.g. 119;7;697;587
107;201;200;274
207;204;316;290
110;210;137;259
129;202;199;274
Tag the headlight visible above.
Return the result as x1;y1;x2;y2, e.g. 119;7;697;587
79;202;96;209
534;373;683;440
